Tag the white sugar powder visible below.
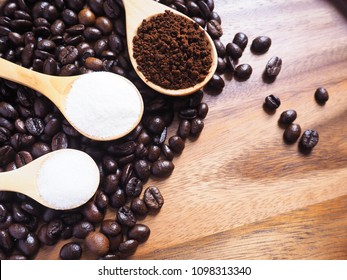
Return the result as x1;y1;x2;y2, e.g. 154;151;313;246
37;149;99;210
65;72;143;140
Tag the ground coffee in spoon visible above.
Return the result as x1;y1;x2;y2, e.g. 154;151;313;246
133;10;213;90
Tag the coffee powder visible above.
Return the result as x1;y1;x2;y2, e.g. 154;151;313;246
133;10;213;90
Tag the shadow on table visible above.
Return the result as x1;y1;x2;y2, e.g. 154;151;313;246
327;0;347;19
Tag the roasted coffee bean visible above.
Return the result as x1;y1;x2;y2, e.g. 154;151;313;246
58;45;78;64
102;156;118;173
314;87;329;105
174;2;188;14
20;201;41;216
100;219;121;237
8;223;28;240
0;229;13;252
83;27;102;41
0;126;10;143
135;143;148;159
15;151;33;167
264;94;281;111
186;1;201;16
177;119;191;139
103;0;121;19
226;42;243;60
50;19;65;35
78;8;96;26
178;108;198;120
110;188;126;208
3;2;17;17
31;141;51;158
191;118;204;136
161;144;174;161
118;239;138;255
60;242;82;260
38;224;58;245
125;177;143;197
85;231;110;257
0;145;15;167
198;103;209;119
89;0;104;15
251;36;272;53
85;57;103;70
82;201;104;224
206;73;225;91
0;117;14;132
37;39;56;52
144;186;164;210
169;135;185;154
72;221;95;239
206;19;223;38
44;118;61;136
17;232;39;257
9;19;33;33
214;39;226;57
117;206;136;227
0;26;11;36
43;57;58;75
25;117;45;136
12;203;29;223
0;102;18;119
192;16;206;27
235;64;252;80
232;32;248;50
95;190;109;210
14;10;31;21
134;160;151;181
130;198;148;216
264;57;282;78
197;0;212;18
61;9;78;25
279;110;297;125
66;24;85;35
59;63;79;76
8;32;24;47
107;141;136;156
108;34;123;54
300;129;319;150
61;226;73;240
93;38;108;55
46;219;63;239
283;123;301;144
95;16;113;34
128;224;150;243
147;145;161;162
0;204;7;222
151;160;174;178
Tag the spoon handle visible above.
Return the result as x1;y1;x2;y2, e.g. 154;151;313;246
0;58;48;92
0;167;37;198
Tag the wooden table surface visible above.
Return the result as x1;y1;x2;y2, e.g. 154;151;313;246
39;0;347;260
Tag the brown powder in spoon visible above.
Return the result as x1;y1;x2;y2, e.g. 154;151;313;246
133;10;213;90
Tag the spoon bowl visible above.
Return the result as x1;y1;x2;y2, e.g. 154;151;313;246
0;149;100;210
124;0;218;96
0;58;144;141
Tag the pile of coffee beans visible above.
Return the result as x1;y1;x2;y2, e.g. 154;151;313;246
0;0;228;260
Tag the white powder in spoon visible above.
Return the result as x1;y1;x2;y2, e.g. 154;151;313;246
65;72;143;140
37;149;100;210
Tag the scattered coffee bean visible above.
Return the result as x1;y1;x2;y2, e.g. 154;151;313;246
265;56;282;77
144;186;164;210
232;32;248;50
226;42;243;60
264;94;281;111
279;110;297;125
128;224;150;243
283;123;301;144
300;129;319;150
314;87;329;105
251;36;272;53
85;231;110;257
235;64;252;80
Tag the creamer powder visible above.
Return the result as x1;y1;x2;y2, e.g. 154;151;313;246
37;149;99;210
65;72;143;140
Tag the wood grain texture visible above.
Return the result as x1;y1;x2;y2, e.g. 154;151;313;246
38;0;347;259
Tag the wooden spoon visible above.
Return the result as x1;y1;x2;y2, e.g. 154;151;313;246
124;0;218;96
0;149;100;210
0;58;144;141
